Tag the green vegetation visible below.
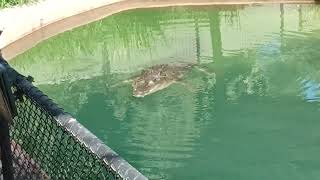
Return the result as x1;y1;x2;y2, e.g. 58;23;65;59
0;0;37;8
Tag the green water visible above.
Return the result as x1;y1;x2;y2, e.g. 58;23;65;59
10;4;320;180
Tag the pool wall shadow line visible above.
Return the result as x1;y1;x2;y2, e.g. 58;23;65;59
0;0;316;60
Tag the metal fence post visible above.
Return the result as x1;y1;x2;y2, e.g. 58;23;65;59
0;58;17;180
0;116;14;180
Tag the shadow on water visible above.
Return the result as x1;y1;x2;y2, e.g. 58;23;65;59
9;4;320;180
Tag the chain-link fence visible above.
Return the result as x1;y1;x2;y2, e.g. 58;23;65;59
0;56;147;180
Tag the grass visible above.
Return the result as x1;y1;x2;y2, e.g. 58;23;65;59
0;0;37;9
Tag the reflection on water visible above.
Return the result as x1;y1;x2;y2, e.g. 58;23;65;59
10;4;320;180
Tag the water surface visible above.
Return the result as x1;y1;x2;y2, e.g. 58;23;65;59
10;4;320;180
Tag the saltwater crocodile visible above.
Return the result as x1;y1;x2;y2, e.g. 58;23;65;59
132;63;194;97
110;62;215;98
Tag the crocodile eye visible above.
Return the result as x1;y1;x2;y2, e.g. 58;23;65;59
148;80;155;86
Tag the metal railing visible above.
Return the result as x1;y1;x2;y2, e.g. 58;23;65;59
0;56;147;180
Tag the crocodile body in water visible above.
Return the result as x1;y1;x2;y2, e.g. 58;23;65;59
132;63;193;97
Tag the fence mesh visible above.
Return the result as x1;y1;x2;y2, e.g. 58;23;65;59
11;91;114;179
0;57;146;180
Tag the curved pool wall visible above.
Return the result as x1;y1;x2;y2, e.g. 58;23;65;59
0;0;316;60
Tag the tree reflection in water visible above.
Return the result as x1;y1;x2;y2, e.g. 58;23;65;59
10;4;320;179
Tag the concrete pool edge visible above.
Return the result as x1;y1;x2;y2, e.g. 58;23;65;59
0;0;317;60
55;113;148;180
